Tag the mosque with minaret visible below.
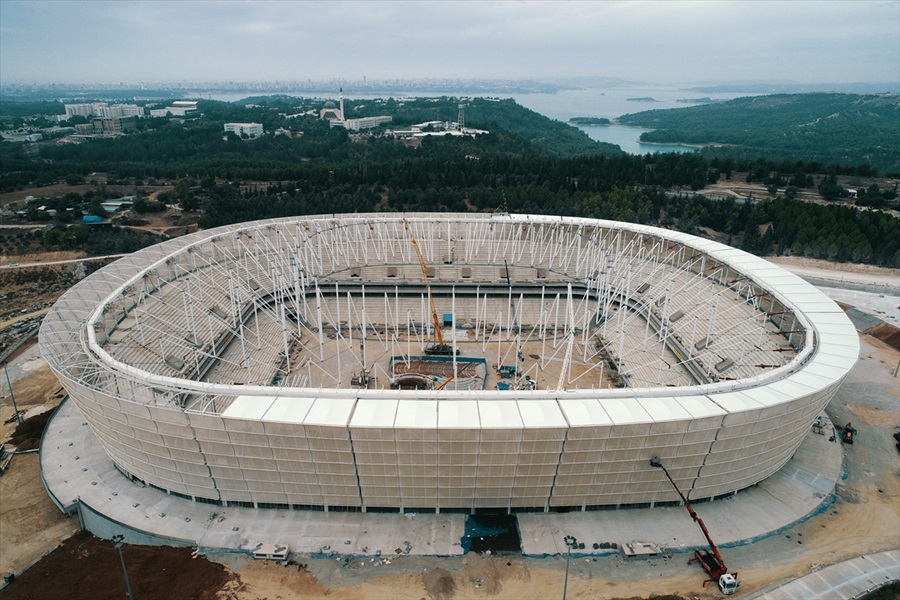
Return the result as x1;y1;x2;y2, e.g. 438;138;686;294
319;88;392;131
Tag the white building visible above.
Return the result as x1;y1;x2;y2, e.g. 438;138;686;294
319;88;345;122
342;116;393;131
101;196;135;213
393;120;489;139
64;102;108;119
224;123;264;139
64;102;143;120
149;101;199;118
96;104;144;119
320;90;391;131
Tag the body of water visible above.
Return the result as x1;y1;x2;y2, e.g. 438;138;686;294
575;123;698;155
204;84;749;155
507;85;746;154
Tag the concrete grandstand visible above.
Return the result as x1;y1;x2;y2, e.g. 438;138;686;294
39;213;858;514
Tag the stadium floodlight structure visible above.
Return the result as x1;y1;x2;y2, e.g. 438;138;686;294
40;213;858;513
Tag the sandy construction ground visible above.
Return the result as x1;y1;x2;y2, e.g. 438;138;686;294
768;255;899;289
769;255;900;324
0;343;79;576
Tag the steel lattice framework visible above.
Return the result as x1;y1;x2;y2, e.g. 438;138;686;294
40;213;858;513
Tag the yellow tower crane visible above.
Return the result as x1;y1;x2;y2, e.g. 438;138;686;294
402;217;457;357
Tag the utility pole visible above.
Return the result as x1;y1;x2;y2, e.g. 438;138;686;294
2;363;22;426
562;534;576;600
111;535;134;600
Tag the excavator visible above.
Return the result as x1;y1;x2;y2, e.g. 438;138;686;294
402;217;458;357
650;457;740;595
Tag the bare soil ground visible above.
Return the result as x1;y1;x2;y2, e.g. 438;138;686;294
0;262;97;323
112;206;200;237
0;178;174;209
768;255;900;288
0;342;77;578
0;453;81;578
0;531;231;600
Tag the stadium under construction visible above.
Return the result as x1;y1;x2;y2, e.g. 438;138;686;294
39;213;858;516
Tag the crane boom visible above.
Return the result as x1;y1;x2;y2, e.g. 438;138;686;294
650;457;739;595
402;217;456;356
433;374;455;391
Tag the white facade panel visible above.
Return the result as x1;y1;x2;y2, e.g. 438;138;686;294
350;399;398;428
518;400;567;428
395;399;437;428
304;398;356;426
558;398;613;426
675;396;727;420
263;397;316;424
637;397;691;423
438;400;480;429
478;400;524;428
222;395;277;420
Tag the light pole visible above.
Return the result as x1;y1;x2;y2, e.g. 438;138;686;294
111;534;134;600
562;534;576;600
2;363;22;426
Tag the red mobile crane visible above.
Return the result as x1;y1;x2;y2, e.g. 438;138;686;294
650;457;740;595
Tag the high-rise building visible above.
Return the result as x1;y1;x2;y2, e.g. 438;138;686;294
96;104;144;118
64;103;106;119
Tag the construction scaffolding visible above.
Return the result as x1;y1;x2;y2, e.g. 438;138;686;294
85;215;803;406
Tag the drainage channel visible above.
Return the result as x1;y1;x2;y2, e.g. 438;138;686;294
461;514;522;554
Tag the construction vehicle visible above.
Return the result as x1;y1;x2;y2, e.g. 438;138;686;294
350;369;371;388
0;444;12;476
841;422;856;445
402;217;458;357
650;457;739;595
499;365;518;379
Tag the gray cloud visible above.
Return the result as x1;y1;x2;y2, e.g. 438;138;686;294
1;0;897;84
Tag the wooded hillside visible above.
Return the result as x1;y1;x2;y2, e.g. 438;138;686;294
619;93;900;175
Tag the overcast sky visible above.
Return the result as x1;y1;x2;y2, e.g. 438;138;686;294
1;0;898;86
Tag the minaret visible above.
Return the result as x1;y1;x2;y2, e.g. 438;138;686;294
339;87;345;121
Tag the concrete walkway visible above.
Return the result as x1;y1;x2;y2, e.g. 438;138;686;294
747;549;899;600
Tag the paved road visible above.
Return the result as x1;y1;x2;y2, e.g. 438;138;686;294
748;549;899;600
0;254;127;269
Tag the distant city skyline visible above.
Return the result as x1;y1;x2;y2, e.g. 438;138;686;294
1;1;898;87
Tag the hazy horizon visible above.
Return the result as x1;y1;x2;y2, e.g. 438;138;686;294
1;1;897;88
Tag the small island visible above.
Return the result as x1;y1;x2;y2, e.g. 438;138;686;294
569;116;611;125
626;97;659;102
